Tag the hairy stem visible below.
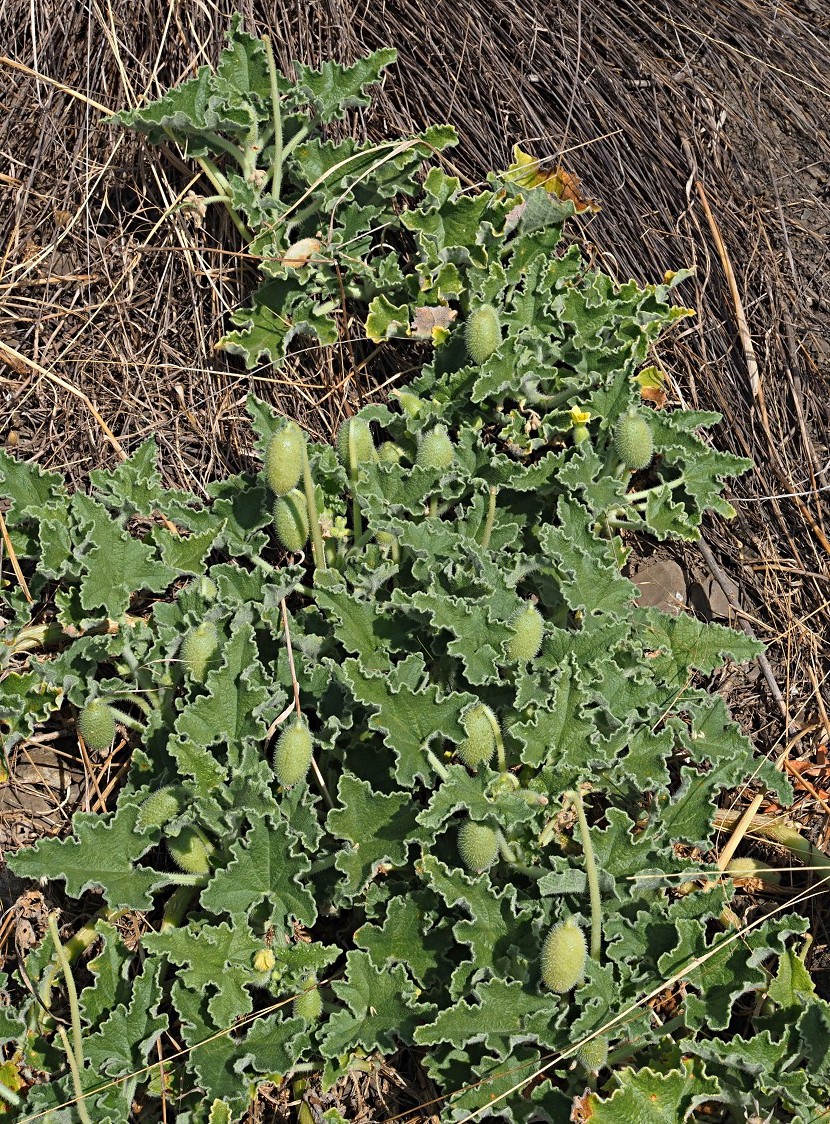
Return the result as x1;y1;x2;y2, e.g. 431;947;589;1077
262;34;284;199
485;708;508;773
424;745;450;782
47;914;84;1073
301;445;326;572
478;487;498;550
57;1025;93;1124
570;787;602;963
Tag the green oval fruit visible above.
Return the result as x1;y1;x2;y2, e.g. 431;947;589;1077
465;304;501;364
77;700;116;750
416;425;454;470
265;422;305;496
274;720;314;786
168;826;214;875
458;704;497;768
137;785;185;830
576;1035;608;1073
507;604;544;662
573;424;590;445
273;490;310;552
727;856;781;886
458;820;499;872
181;621;219;683
378;441;404;465
337;417;375;479
293;976;323;1022
541;917;587;993
613;411;654;471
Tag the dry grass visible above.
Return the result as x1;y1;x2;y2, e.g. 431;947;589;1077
1;0;830;1115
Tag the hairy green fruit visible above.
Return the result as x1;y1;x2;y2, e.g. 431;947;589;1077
457;819;499;872
458;704;497;768
293;976;323;1022
181;621;219;682
541;917;587;993
727;856;781;886
265;422;305;496
273;490;310;552
77;700;116;750
613;410;654;471
168;826;214;875
507;604;544;662
576;1035;608;1073
274;720;314;786
337;417;375;479
378;441;404;465
465;304;501;364
416;425;454;470
573;424;590;445
137;786;186;831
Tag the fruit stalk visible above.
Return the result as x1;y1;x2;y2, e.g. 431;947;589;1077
47;913;85;1073
569;787;602;963
301;444;327;571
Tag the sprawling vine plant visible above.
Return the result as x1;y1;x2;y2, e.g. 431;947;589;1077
2;19;829;1123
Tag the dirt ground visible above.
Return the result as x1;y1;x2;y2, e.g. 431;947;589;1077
1;0;829;1118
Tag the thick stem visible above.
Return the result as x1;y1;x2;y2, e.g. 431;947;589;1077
47;914;85;1074
482;708;508;773
301;445;326;572
193;153;253;242
262;34;284;199
570;788;602;963
57;1026;93;1124
35;908;122;1031
626;475;685;504
424;745;450;782
478;487;498;550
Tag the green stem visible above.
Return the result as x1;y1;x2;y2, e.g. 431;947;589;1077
262;34;284;199
478;487;498;550
484;709;508;773
193;153;253;242
496;830;518;864
301;444;326;572
626;475;685;504
108;694;152;717
47;914;84;1074
281;123;312;162
35;908;122;1031
348;427;364;543
429;496;438;518
0;1083;20;1108
603;517;643;533
160;886;198;934
570;788;602;963
57;1026;93;1124
307;853;339;876
424;745;450;782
